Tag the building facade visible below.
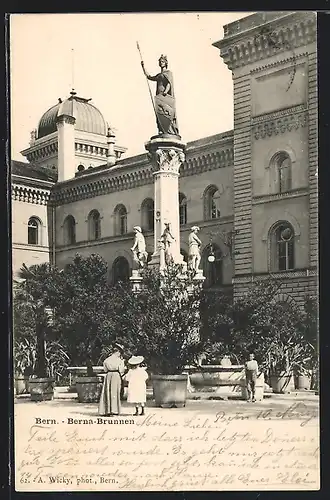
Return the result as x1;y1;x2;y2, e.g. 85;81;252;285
11;11;318;304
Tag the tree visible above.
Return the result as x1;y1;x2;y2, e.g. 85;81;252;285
51;253;113;365
105;264;206;374
13;255;114;372
14;263;63;377
202;278;318;375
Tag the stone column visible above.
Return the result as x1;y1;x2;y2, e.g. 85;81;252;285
145;135;186;269
106;128;117;167
56;115;76;182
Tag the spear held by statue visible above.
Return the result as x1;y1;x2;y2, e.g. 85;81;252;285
136;41;161;131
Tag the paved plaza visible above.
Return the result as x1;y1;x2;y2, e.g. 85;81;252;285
14;392;319;492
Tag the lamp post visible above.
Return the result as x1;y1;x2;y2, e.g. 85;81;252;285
208;229;239;261
207;245;216;263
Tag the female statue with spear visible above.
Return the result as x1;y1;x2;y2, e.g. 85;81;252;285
137;42;179;137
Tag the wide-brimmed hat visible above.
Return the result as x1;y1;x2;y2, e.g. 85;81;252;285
128;355;144;365
114;342;124;351
191;226;200;232
133;226;142;233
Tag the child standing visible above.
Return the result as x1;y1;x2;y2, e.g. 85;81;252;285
245;353;259;402
124;355;148;416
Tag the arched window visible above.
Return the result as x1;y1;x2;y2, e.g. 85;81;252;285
28;217;40;245
141;198;154;231
270;222;295;271
204;185;221;220
88;210;101;240
179;193;187;225
63;215;76;245
114;204;127;236
270;152;292;193
112;257;130;284
202;244;223;287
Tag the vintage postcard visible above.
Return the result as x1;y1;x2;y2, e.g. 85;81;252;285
10;11;319;492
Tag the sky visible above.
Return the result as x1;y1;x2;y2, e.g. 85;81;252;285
10;12;247;161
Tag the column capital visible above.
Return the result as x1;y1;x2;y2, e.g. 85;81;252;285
145;135;186;175
56;114;76;126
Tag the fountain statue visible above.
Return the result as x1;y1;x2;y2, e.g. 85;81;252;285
188;226;202;271
131;226;148;269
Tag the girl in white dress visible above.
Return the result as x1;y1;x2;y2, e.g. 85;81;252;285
124;355;148;416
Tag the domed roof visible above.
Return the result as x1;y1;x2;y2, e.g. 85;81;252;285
37;91;107;139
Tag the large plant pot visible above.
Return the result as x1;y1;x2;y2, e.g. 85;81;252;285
14;374;29;395
152;374;188;408
189;365;244;388
241;373;264;401
296;374;312;390
270;373;294;394
76;377;102;403
29;378;55;401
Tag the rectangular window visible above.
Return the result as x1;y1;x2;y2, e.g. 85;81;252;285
28;225;38;245
120;215;127;235
278;241;294;270
69;225;76;244
94;220;101;240
279;161;292;193
179;205;187;225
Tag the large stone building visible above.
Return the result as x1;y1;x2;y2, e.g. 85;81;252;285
12;11;318;304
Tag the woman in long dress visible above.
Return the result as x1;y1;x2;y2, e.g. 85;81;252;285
98;344;125;416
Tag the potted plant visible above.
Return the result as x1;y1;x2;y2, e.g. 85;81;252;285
295;365;312;390
28;317;56;402
13;263;63;401
14;338;36;395
294;355;315;391
263;337;314;394
75;359;102;403
106;264;205;408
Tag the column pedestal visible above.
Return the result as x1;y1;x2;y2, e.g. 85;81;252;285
129;269;143;292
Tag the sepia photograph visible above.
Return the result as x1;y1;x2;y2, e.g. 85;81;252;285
10;11;319;492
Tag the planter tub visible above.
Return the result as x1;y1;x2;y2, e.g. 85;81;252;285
270;373;295;394
29;378;55;402
296;374;312;390
188;365;245;397
15;375;29;395
241;373;265;401
152;374;188;408
76;377;102;403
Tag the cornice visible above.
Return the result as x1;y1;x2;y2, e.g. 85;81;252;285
185;131;234;152
233;267;317;283
26;142;58;163
251;51;309;74
182;147;234;177
252;104;307;124
50;147;234;206
12;174;54;189
21;132;58;156
24;140;125;164
13;242;50;252
252;188;309;205
57;115;76;126
12;183;51;205
216;13;316;71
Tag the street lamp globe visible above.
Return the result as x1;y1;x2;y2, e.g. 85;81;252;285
208;254;215;263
